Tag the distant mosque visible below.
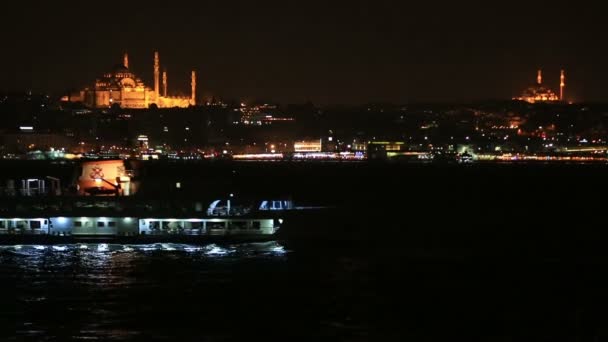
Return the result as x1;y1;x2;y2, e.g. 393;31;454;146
67;52;196;109
514;69;566;104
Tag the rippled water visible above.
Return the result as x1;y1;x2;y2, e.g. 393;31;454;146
0;242;380;341
3;242;608;340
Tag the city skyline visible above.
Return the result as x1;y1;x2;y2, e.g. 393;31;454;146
1;1;606;104
2;2;608;340
60;51;575;106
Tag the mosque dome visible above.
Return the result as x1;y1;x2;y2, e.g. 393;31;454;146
95;62;144;90
109;64;137;79
71;52;196;109
519;85;559;103
514;70;561;104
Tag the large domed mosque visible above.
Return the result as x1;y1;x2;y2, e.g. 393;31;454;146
66;52;196;109
514;69;565;104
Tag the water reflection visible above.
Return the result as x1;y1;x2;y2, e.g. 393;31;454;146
0;242;289;277
0;241;288;258
1;241;293;341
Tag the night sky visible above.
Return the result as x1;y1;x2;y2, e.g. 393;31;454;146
1;1;605;104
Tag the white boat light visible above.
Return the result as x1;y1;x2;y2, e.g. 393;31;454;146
207;246;228;255
161;244;176;251
272;246;286;254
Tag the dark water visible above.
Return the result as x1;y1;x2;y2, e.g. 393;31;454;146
3;163;608;340
2;241;608;341
1;242;376;341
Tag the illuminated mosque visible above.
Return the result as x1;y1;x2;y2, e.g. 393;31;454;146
514;69;565;104
68;52;196;109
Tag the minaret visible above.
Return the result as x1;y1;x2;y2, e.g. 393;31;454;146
123;52;129;69
560;70;566;101
162;70;167;97
154;52;160;99
537;69;542;85
191;71;196;106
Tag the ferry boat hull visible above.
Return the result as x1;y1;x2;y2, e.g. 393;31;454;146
0;216;282;245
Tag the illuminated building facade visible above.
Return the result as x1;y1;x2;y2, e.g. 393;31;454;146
514;70;562;104
239;104;295;125
367;141;406;159
69;52;196;109
294;139;322;152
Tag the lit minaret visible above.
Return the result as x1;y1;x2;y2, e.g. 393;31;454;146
162;70;167;97
191;71;196;105
560;70;566;101
123;52;129;69
537;69;542;85
154;52;160;98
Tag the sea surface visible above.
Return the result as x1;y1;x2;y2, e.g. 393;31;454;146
2;241;608;341
3;163;608;340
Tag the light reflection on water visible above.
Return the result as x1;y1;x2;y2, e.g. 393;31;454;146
0;241;374;341
0;241;288;258
0;242;289;278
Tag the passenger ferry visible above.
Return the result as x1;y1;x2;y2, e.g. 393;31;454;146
0;216;282;244
0;158;315;245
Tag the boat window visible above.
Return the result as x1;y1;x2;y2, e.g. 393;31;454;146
162;222;171;230
208;222;226;229
97;221;106;228
74;221;82;227
251;221;261;230
229;221;248;230
149;221;160;230
0;221;5;229
108;221;117;228
188;222;203;229
30;221;41;229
